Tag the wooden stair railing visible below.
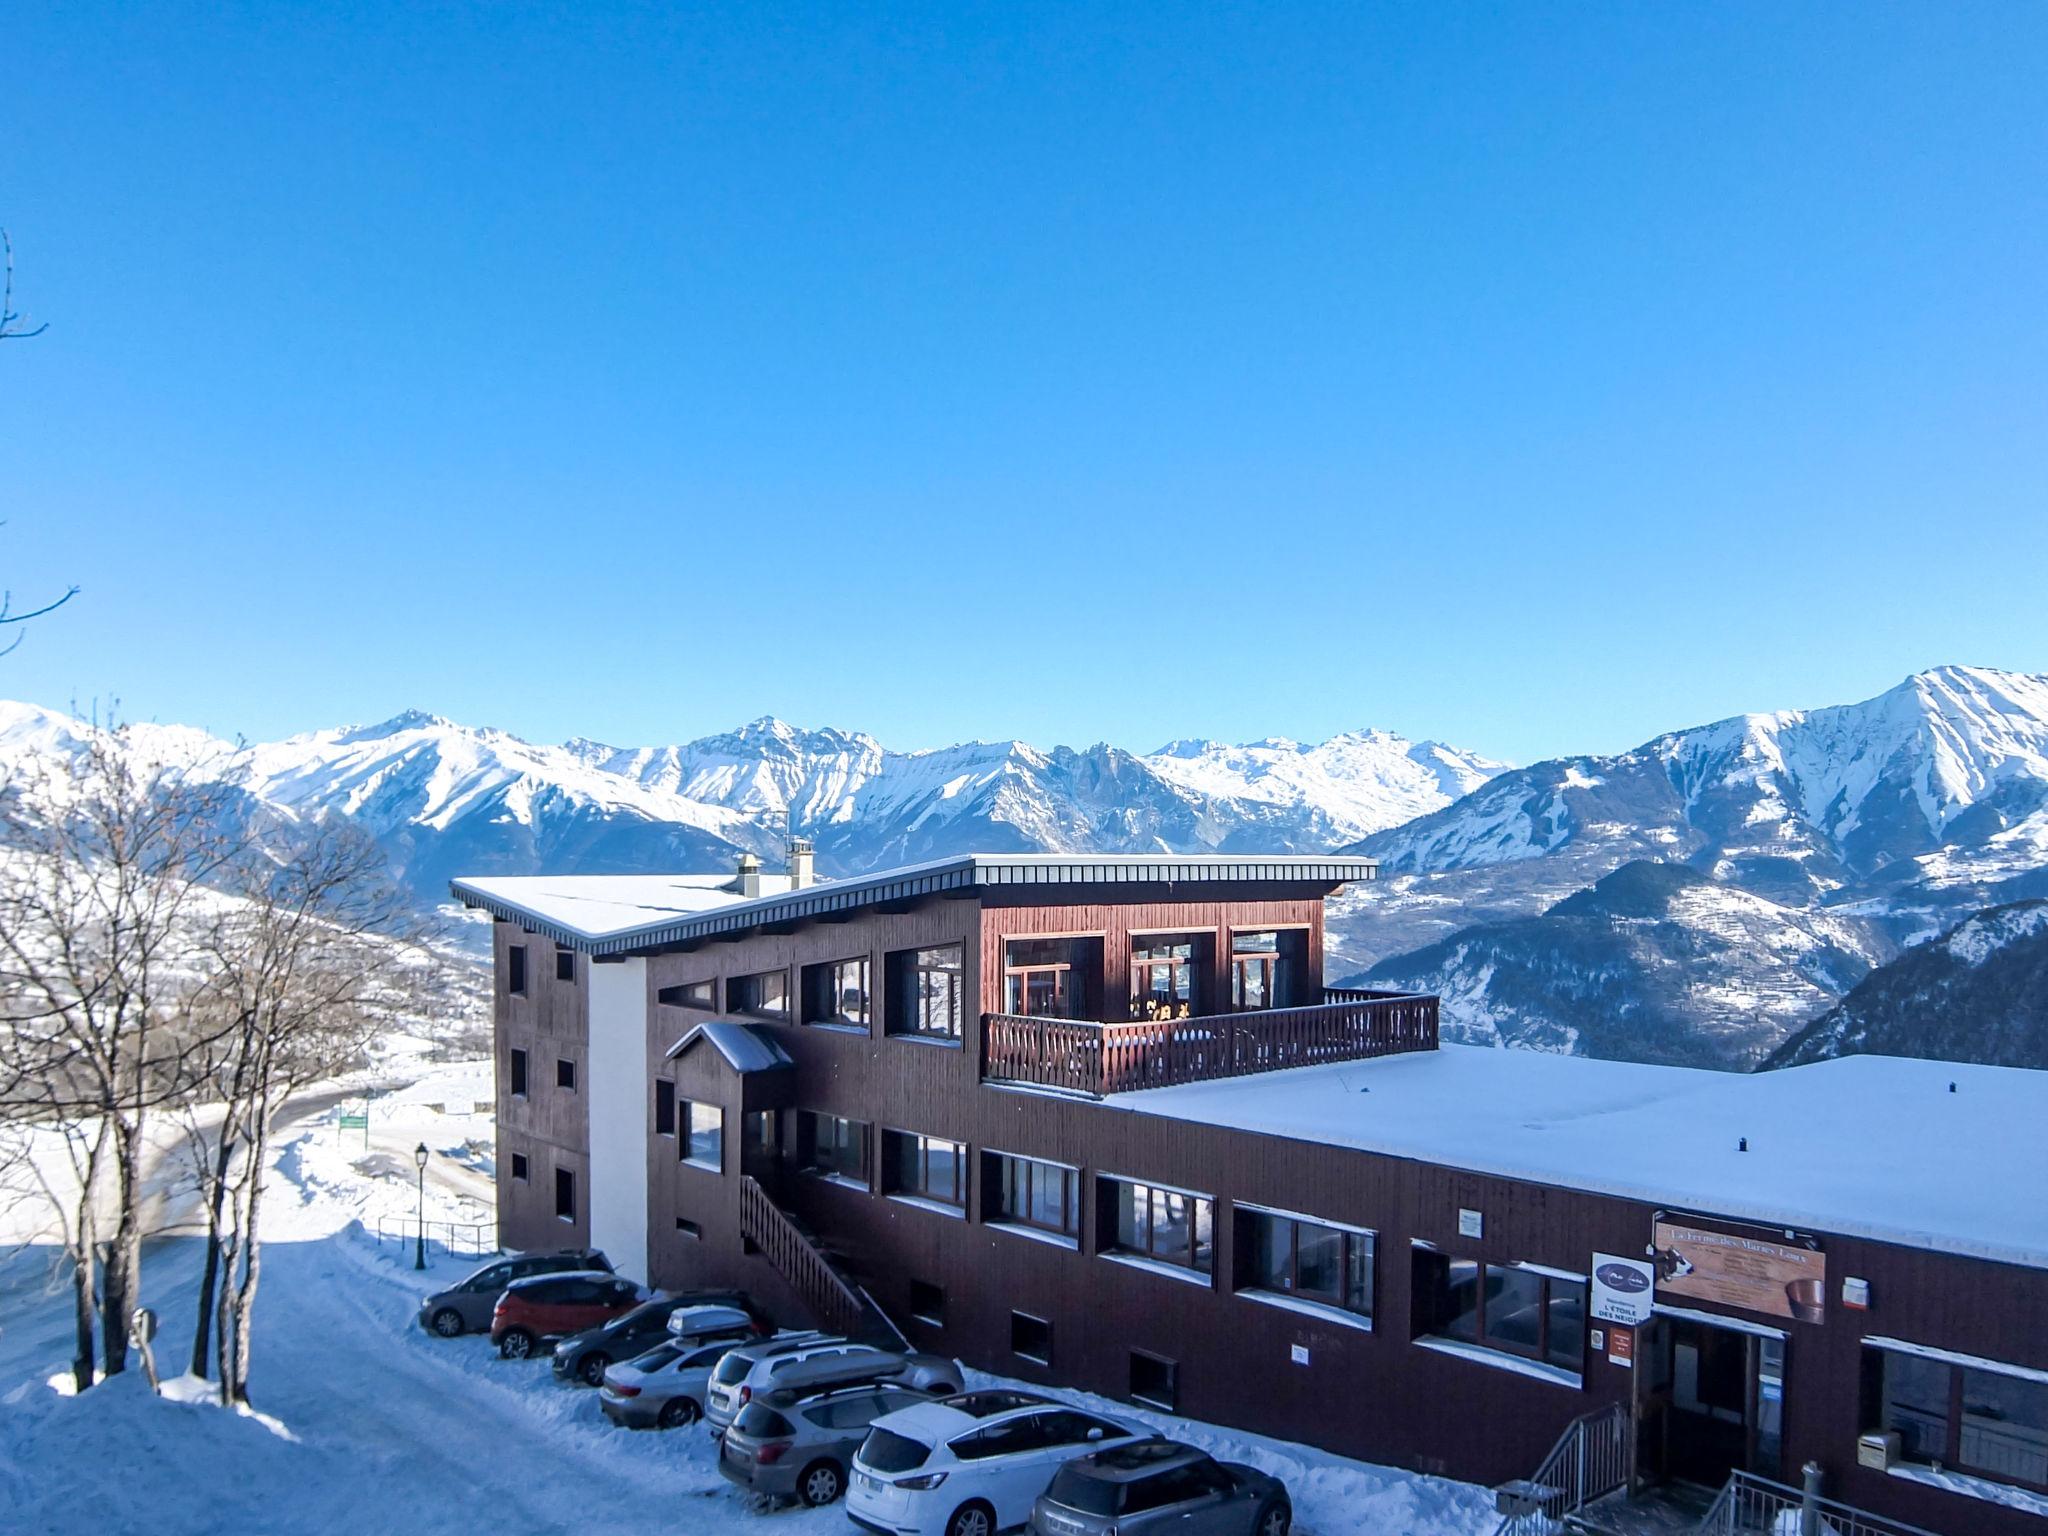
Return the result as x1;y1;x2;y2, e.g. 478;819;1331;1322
737;1174;876;1341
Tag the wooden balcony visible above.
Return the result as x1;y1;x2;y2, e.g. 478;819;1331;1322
980;988;1439;1098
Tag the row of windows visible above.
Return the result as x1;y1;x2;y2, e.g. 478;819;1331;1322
781;1113;1381;1328
507;1048;574;1097
1004;929;1313;1021
659;945;967;1042
503;941;577;996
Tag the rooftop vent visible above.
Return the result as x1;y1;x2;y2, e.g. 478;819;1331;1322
735;851;763;899
787;837;815;890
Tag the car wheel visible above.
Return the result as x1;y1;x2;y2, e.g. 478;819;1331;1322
658;1396;700;1429
429;1308;464;1338
498;1328;536;1360
1256;1501;1292;1536
580;1353;611;1387
945;1500;995;1536
798;1459;844;1507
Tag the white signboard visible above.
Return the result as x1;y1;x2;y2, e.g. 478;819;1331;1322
1591;1253;1655;1325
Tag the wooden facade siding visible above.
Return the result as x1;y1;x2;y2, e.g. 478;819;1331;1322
492;920;593;1251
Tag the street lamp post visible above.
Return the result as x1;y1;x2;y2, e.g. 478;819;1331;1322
413;1142;430;1271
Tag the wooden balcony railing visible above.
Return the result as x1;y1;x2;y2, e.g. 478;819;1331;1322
737;1174;871;1340
980;989;1439;1097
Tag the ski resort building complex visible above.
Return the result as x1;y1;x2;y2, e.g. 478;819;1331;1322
454;851;2048;1535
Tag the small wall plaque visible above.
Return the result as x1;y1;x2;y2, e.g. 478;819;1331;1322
1290;1343;1310;1366
1458;1208;1483;1239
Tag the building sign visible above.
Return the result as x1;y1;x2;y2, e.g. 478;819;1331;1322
1591;1253;1655;1325
1653;1220;1826;1323
1606;1326;1634;1368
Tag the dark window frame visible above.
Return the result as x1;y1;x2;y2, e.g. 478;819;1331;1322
556;1057;576;1092
654;1079;676;1137
554;1166;576;1221
554;947;576;983
1129;1350;1179;1411
1002;937;1096;1020
801;955;872;1030
507;944;528;997
728;968;791;1020
883;1129;967;1209
1866;1345;2048;1494
1128;934;1204;1020
886;943;966;1043
509;1047;528;1098
1100;1177;1215;1275
796;1110;868;1186
658;979;718;1010
987;1151;1080;1239
1011;1310;1053;1366
509;1151;529;1182
1420;1253;1585;1374
1236;1208;1374;1320
909;1279;946;1328
681;1099;724;1172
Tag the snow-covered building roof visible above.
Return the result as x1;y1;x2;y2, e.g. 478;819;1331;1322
449;872;795;943
1105;1045;2048;1270
452;853;1377;954
666;1021;793;1074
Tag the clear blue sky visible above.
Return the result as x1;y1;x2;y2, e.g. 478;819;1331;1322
3;3;2044;764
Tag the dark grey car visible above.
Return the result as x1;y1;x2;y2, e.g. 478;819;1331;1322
1030;1440;1291;1536
719;1383;935;1506
416;1248;611;1338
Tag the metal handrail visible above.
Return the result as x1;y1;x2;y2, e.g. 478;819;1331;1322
1493;1402;1634;1536
373;1216;498;1260
1692;1470;1945;1536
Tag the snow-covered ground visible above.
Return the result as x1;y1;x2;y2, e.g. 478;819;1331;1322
0;1068;1498;1536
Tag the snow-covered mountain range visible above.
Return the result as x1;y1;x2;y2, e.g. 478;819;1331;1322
0;702;1506;904
4;664;2042;1071
1339;666;2048;1064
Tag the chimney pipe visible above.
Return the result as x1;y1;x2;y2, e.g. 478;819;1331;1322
787;837;815;890
736;851;763;899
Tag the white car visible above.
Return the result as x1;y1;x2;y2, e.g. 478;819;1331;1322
848;1391;1141;1536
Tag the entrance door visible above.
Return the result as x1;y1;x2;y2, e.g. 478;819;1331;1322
1640;1316;1785;1489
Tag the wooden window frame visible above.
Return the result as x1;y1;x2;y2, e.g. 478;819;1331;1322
680;1099;724;1172
1237;1209;1373;1320
801;955;871;1030
1101;1177;1215;1274
884;1129;966;1208
796;1110;867;1187
989;1151;1080;1238
728;969;791;1021
1439;1258;1584;1371
1870;1347;2048;1495
887;943;965;1042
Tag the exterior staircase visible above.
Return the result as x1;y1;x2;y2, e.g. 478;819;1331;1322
737;1174;906;1348
1492;1404;1636;1536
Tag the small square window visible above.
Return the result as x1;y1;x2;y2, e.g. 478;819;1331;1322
510;1152;529;1182
1011;1311;1052;1366
554;948;576;983
556;1058;576;1091
910;1280;945;1328
675;1216;701;1239
1130;1350;1178;1411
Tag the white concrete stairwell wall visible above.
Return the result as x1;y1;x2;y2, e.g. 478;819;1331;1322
586;957;650;1284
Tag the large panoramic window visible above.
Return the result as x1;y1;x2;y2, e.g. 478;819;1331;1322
883;1130;966;1209
987;1152;1080;1240
728;969;790;1020
1100;1177;1214;1276
1004;938;1096;1020
1236;1208;1373;1322
801;956;870;1029
1868;1345;2048;1492
681;1100;724;1172
796;1111;867;1187
1128;935;1202;1019
886;944;964;1042
1415;1253;1585;1375
1228;929;1308;1010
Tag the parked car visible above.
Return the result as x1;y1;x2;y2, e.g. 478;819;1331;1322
1030;1439;1291;1536
599;1338;741;1430
553;1296;763;1387
848;1391;1142;1536
704;1336;963;1434
416;1248;612;1338
491;1270;647;1359
718;1381;935;1506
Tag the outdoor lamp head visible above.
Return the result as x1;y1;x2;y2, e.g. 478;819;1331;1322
414;1142;429;1170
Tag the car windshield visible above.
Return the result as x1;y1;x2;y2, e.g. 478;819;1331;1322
712;1355;755;1386
859;1427;932;1473
1045;1467;1122;1518
733;1403;795;1438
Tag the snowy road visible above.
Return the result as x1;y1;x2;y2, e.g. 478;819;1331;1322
0;1109;1497;1536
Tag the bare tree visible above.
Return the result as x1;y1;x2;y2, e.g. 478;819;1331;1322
0;723;244;1387
182;820;419;1401
0;228;79;651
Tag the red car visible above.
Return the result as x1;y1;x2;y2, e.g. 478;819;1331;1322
491;1270;647;1359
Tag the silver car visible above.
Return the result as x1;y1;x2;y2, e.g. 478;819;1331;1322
1031;1440;1291;1536
719;1382;934;1506
704;1337;961;1434
599;1337;737;1429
